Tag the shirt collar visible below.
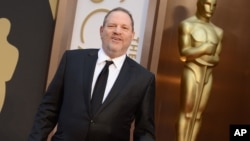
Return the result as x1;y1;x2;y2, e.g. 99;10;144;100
97;48;126;69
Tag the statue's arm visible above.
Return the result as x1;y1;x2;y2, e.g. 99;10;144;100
178;21;214;62
199;28;223;66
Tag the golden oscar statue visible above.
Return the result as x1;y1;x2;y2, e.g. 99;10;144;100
177;0;223;140
0;18;19;113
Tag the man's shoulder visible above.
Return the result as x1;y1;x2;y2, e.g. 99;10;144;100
65;48;99;56
61;49;99;61
125;57;154;76
66;48;98;54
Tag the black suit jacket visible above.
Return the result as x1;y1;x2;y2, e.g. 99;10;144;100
29;49;155;141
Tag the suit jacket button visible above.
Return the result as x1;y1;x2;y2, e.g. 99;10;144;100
90;120;95;124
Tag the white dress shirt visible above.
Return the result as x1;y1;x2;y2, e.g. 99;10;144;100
91;48;126;103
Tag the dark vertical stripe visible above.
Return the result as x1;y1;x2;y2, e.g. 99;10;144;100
0;0;54;140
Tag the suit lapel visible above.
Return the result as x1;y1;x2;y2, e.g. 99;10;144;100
82;50;98;114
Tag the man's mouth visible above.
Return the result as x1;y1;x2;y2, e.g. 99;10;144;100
111;37;122;42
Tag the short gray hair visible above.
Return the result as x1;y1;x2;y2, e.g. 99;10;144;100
102;7;134;32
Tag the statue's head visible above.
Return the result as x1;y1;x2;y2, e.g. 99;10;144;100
196;0;217;20
0;18;11;38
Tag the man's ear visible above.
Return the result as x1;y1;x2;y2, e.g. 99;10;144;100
100;26;104;38
131;31;135;39
100;26;104;33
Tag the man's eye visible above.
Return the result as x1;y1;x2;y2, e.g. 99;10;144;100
122;27;129;30
108;25;115;27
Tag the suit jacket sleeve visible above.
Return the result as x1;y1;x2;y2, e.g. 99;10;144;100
133;73;156;141
28;51;67;141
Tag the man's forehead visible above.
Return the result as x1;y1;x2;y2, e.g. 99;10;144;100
107;11;130;19
106;11;132;24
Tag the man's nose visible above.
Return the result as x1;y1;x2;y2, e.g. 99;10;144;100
114;26;122;34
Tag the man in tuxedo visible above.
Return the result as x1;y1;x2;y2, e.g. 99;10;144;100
28;7;155;141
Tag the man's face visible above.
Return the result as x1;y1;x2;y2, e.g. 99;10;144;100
100;11;135;58
198;0;217;18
